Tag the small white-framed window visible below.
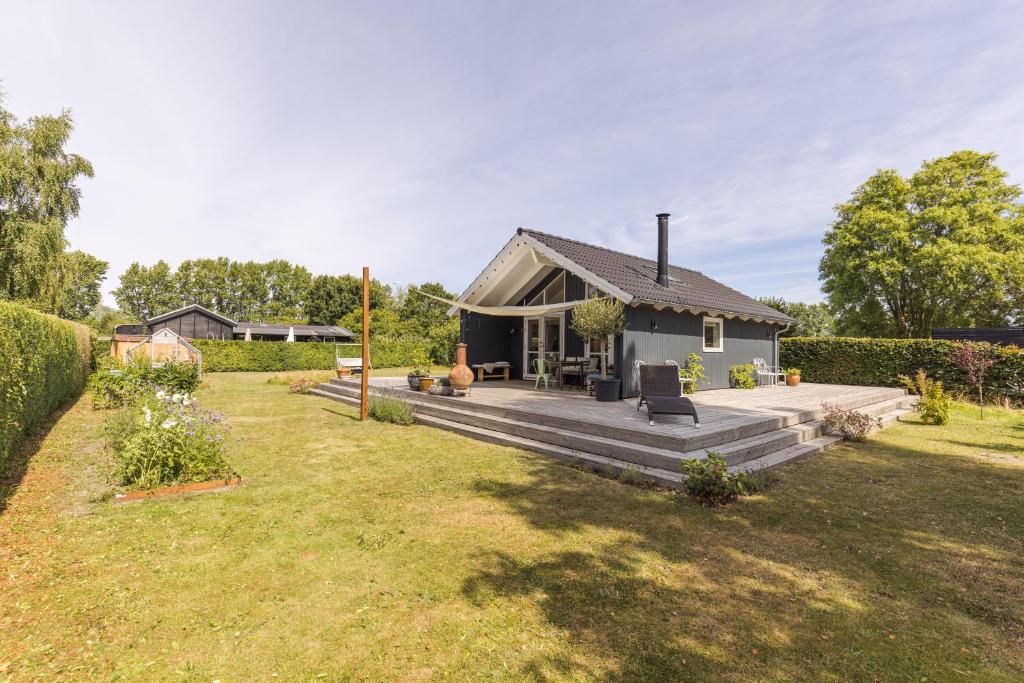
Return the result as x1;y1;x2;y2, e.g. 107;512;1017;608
703;316;724;352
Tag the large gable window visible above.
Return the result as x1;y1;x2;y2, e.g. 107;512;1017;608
703;316;724;352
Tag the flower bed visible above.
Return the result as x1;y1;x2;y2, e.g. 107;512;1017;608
104;388;234;491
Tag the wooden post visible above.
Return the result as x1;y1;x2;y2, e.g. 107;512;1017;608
360;266;370;421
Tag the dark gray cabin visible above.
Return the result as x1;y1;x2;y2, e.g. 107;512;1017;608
454;215;793;397
116;304;354;342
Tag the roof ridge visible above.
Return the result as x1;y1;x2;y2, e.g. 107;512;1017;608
519;227;702;275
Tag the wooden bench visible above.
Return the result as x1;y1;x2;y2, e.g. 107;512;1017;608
473;364;511;382
336;357;364;376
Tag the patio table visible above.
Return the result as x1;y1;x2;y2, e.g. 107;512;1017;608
549;359;589;391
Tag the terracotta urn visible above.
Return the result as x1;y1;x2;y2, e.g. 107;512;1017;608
786;373;800;387
448;343;475;391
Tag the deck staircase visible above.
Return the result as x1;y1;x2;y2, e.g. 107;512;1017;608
311;379;915;489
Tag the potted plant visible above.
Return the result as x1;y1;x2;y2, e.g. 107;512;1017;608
408;349;432;390
569;297;625;402
679;353;706;395
785;368;801;387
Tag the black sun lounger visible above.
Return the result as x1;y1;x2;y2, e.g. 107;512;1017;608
638;364;700;427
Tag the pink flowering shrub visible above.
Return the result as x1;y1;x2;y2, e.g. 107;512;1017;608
821;402;875;441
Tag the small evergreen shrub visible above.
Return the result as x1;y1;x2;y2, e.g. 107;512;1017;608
681;452;749;506
107;389;232;490
821;402;874;441
729;364;756;389
368;392;415;425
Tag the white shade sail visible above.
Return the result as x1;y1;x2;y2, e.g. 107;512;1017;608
412;287;606;317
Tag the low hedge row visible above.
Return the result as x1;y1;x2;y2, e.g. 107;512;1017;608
193;337;427;372
0;302;92;469
780;337;1024;395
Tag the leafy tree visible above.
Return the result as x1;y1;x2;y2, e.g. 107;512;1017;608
113;261;178;319
821;151;1024;338
757;297;834;337
175;257;230;312
0;95;94;300
81;304;134;336
264;259;312;321
35;250;108;319
398;282;456;332
304;274;391;325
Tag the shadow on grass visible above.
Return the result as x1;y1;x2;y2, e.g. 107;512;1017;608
462;437;1024;680
320;406;361;422
0;401;77;517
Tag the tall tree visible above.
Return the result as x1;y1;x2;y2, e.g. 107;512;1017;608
175;257;230;312
81;304;134;336
0;95;94;300
821;151;1024;337
398;282;456;332
113;260;178;319
756;297;834;337
35;250;108;319
305;274;391;325
264;259;312;321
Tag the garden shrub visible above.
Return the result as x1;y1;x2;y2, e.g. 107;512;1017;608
288;378;317;394
0;302;92;469
106;388;232;490
729;363;756;389
780;337;1024;398
821;402;875;441
681;452;748;506
899;369;951;425
679;353;706;395
89;358;200;409
368;392;415;425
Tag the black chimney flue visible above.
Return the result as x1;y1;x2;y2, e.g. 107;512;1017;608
656;213;670;286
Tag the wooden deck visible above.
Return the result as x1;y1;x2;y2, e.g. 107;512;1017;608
363;377;905;448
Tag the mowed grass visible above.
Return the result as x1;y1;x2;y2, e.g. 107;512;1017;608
1;373;1022;681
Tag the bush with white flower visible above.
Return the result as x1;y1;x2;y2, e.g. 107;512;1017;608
105;386;232;490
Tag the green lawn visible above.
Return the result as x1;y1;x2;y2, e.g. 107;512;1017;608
1;373;1022;681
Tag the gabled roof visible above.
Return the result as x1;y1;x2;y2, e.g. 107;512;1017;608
146;304;237;327
461;228;792;323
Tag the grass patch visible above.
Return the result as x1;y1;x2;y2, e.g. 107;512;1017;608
1;377;1022;680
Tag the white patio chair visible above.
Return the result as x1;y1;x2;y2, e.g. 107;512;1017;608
753;358;786;386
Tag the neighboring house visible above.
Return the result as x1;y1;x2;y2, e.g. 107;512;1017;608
932;327;1024;346
114;304;354;347
452;214;794;397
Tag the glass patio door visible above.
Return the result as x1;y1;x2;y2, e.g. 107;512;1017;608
523;314;563;378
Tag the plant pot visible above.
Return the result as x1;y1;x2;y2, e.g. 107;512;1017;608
786;374;800;387
336;368;347;378
407;375;422;390
418;377;435;392
594;378;621;402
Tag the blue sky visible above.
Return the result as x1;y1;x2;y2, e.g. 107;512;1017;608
3;1;1024;305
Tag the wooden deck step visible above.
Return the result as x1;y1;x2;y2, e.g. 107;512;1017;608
308;388;685;488
311;384;915;479
319;379;909;454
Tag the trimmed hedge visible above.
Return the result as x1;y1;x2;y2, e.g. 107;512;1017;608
193;337;426;373
780;337;1024;395
0;302;92;469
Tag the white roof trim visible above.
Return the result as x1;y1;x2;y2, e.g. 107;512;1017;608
447;231;635;316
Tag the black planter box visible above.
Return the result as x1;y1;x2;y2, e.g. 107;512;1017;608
595;378;621;402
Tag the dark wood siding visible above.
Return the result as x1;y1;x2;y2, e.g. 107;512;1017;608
150;311;233;340
460;311;522;378
619;306;779;396
564;272;586;357
932;328;1024;346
